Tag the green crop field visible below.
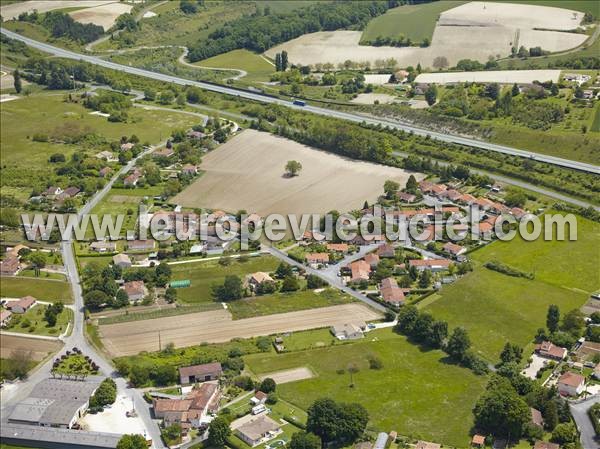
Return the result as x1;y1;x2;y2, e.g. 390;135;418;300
228;288;353;319
245;328;487;447
197;49;275;83
170;256;280;303
0;277;73;303
361;1;466;44
425;213;600;362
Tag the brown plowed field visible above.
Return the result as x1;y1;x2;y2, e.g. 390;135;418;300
99;303;381;357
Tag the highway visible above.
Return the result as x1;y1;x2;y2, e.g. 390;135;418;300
2;27;599;175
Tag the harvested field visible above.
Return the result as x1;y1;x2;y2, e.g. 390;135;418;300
414;70;561;85
0;334;62;361
350;93;398;105
265;2;587;68
99;303;381;357
258;367;315;384
0;0;114;20
69;2;132;29
173;129;420;216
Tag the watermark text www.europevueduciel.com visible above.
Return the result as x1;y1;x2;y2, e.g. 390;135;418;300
20;204;579;249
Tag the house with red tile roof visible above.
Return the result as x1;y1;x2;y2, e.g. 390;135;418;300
306;253;329;267
397;192;417;203
1;310;13;327
376;243;395;258
122;281;147;302
364;253;380;269
535;341;567;360
408;259;451;272
327;243;349;253
557;371;585;396
350;260;371;282
380;277;405;306
0;254;20;276
442;242;466;257
7;296;37;313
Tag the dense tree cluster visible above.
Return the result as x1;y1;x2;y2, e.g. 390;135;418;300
89;378;117;410
187;1;391;61
306;398;369;445
18;10;104;43
394;305;488;374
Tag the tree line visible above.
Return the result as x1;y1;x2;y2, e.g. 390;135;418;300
18;10;104;43
187;1;392;61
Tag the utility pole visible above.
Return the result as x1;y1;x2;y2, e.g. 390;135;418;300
158;330;162;351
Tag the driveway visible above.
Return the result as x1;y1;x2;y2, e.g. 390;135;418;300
570;395;600;449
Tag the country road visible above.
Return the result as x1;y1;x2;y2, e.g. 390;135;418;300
2;28;599;175
0;143;166;448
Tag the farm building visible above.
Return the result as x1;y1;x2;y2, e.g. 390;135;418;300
179;362;223;385
235;414;282;447
112;253;132;269
331;322;365;340
557;372;585;397
8;377;102;429
7;296;37;314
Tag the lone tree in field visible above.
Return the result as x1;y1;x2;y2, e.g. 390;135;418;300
13;69;22;94
285;160;302;177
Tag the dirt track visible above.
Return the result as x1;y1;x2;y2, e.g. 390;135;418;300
0;334;62;361
99;303;381;357
258;367;315;384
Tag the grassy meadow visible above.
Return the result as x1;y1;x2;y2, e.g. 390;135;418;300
171;256;280;304
3;305;72;337
0;277;73;303
245;328;487;447
228;288;353;320
425;213;600;362
0;91;199;200
197;49;275;83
